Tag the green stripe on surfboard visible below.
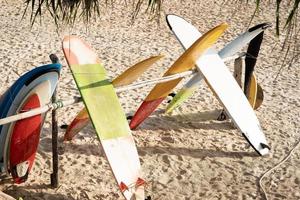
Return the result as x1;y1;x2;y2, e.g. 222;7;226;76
70;63;130;140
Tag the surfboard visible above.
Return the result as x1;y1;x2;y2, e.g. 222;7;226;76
165;15;270;113
63;36;144;200
129;23;228;129
0;64;61;175
4;81;52;183
167;15;270;155
5;81;52;183
64;55;163;141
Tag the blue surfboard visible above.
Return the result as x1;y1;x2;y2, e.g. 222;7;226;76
0;63;61;174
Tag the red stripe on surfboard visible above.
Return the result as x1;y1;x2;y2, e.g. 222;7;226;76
129;98;164;130
9;94;42;184
119;182;129;192
136;177;146;187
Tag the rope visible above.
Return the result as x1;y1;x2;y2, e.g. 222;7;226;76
259;138;300;200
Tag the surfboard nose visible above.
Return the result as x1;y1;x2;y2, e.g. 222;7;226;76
248;23;272;32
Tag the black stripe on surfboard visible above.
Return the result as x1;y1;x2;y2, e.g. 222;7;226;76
244;32;264;93
241;132;270;156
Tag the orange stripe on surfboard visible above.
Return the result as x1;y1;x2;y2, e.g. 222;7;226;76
130;23;228;129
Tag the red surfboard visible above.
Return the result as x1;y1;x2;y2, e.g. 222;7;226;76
7;81;51;183
9;94;42;183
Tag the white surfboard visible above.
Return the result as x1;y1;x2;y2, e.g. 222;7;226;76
165;15;270;113
166;14;270;155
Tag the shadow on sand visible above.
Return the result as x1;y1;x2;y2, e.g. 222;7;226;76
126;109;236;132
49;140;258;159
137;146;258;159
4;186;76;200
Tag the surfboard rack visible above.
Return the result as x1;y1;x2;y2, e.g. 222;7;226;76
0;50;253;195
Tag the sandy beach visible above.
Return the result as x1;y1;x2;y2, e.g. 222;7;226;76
0;0;299;199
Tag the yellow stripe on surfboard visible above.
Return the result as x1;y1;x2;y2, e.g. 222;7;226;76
255;82;264;109
145;23;228;101
248;74;257;108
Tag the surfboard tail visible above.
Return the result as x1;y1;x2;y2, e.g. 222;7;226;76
64;117;90;141
64;108;90;141
119;177;146;200
129;98;164;130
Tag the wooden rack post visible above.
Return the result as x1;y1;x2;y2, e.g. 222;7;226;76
49;54;59;188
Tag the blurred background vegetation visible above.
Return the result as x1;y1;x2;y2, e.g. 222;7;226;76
24;0;299;70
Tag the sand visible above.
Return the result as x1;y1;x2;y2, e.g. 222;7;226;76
0;0;299;199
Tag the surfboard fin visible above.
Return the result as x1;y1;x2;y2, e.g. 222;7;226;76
168;92;176;97
11;165;29;184
217;110;227;121
119;182;129;192
167;92;176;103
135;177;146;188
126;115;133;120
119;178;145;193
60;124;68;129
260;143;271;150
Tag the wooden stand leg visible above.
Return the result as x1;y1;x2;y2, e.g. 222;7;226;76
233;57;243;88
49;54;59;188
50;89;59;188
